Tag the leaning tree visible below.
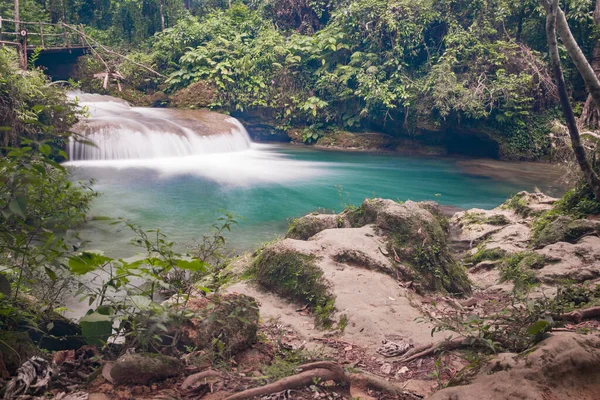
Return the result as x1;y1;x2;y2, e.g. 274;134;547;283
541;0;600;200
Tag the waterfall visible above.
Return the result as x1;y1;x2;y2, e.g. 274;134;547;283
67;93;252;161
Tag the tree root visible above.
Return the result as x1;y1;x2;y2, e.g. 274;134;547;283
398;338;469;363
224;361;418;400
180;369;221;390
554;306;600;323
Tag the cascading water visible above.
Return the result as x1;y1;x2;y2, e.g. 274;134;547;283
67;92;252;161
64;92;332;186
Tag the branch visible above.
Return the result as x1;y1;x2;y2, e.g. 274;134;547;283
63;24;165;78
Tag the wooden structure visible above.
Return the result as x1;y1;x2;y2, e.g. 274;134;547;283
0;17;90;68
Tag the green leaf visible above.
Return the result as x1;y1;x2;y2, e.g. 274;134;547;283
79;312;113;346
39;144;52;157
44;267;57;281
527;320;550;335
8;196;27;218
176;259;208;272
68;252;113;275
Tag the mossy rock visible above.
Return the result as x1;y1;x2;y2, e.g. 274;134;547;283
286;214;348;240
533;216;600;247
180;293;259;357
109;353;183;385
348;199;471;295
252;245;335;327
0;331;38;375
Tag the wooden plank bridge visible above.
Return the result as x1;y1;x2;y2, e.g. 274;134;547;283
0;17;90;68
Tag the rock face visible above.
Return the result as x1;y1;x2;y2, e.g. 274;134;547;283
109;353;182;385
427;333;600;400
229;199;470;352
169;81;216;108
346;199;471;295
180;293;259;357
452;191;600;290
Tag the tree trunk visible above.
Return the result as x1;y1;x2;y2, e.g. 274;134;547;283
159;0;166;31
553;5;600;115
544;0;600;200
580;0;600;129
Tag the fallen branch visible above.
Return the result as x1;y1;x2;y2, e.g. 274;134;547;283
63;24;165;78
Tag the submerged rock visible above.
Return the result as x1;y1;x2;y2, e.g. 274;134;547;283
109;353;182;385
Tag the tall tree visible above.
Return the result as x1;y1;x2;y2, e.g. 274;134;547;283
580;0;600;129
542;0;600;199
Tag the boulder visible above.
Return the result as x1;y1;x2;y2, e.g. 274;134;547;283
109;353;182;385
347;199;471;295
427;333;600;400
0;331;38;375
180;293;260;357
286;213;349;240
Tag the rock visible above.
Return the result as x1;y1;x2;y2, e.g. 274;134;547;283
380;363;393;375
169;81;216;108
0;331;38;375
427;333;600;400
286;214;349;240
535;236;600;283
533;217;600;248
347;199;471;295
180;293;260;357
314;130;396;151
532;215;574;247
502;191;557;217
109;353;182;385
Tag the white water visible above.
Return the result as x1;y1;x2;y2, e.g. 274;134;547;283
65;93;333;186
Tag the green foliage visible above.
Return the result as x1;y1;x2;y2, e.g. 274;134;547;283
251;247;336;327
499;252;540;293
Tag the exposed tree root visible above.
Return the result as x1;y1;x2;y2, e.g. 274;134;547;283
180;369;221;390
224;361;418;400
398;338;469;363
555;306;600;323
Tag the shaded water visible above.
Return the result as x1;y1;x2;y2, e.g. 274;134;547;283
66;94;565;257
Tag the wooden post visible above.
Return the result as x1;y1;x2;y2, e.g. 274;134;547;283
0;17;3;42
79;24;85;46
21;36;27;70
62;23;70;48
14;0;20;32
39;21;44;47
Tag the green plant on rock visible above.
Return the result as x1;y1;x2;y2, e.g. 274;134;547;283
499;252;541;293
251;247;336;328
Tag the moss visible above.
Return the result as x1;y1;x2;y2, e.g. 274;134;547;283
486;214;510;226
503;193;532;217
0;331;38;374
332;249;387;272
251;247;336;328
464;247;507;265
532;183;600;247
